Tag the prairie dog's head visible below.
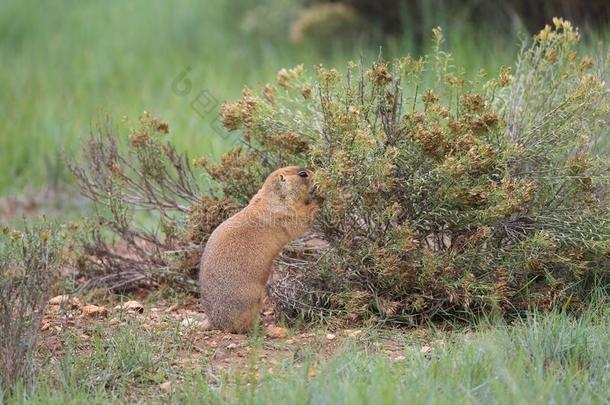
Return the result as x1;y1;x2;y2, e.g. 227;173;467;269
262;166;321;206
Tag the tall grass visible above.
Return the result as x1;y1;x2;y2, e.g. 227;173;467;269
8;306;610;404
0;0;539;194
218;314;609;404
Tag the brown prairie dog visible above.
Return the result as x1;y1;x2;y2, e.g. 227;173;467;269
199;166;322;333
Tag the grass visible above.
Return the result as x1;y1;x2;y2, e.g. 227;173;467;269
5;304;609;404
3;1;608;195
0;0;528;194
1;1;607;194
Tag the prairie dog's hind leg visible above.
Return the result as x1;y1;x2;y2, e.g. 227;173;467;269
230;296;263;334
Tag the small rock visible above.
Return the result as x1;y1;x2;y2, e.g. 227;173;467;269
81;304;108;318
48;295;81;308
227;343;238;349
48;295;69;305
266;325;288;339
159;381;171;392
114;300;144;313
420;345;432;354
344;329;362;337
393;355;406;362
262;309;274;316
325;333;336;341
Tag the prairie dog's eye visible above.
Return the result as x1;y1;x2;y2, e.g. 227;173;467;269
298;170;309;178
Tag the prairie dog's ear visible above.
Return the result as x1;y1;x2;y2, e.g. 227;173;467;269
272;173;287;198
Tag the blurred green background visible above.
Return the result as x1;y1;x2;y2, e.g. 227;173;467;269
1;0;609;194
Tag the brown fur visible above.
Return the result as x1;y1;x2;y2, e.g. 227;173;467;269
199;166;322;333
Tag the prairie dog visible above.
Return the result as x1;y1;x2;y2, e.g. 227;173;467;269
199;166;322;333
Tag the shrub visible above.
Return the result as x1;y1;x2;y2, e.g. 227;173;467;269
0;222;63;394
68;115;220;292
220;20;610;324
73;21;609;325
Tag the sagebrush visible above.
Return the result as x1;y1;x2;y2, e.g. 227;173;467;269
0;222;63;394
73;20;610;325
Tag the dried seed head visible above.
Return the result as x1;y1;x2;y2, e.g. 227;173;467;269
579;57;594;73
498;67;512;87
262;84;276;103
422;90;439;105
276;68;291;88
220;101;242;131
301;85;312;99
367;63;392;86
129;129;149;147
462;94;485;113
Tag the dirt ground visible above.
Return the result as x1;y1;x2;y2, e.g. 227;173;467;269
39;290;433;377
